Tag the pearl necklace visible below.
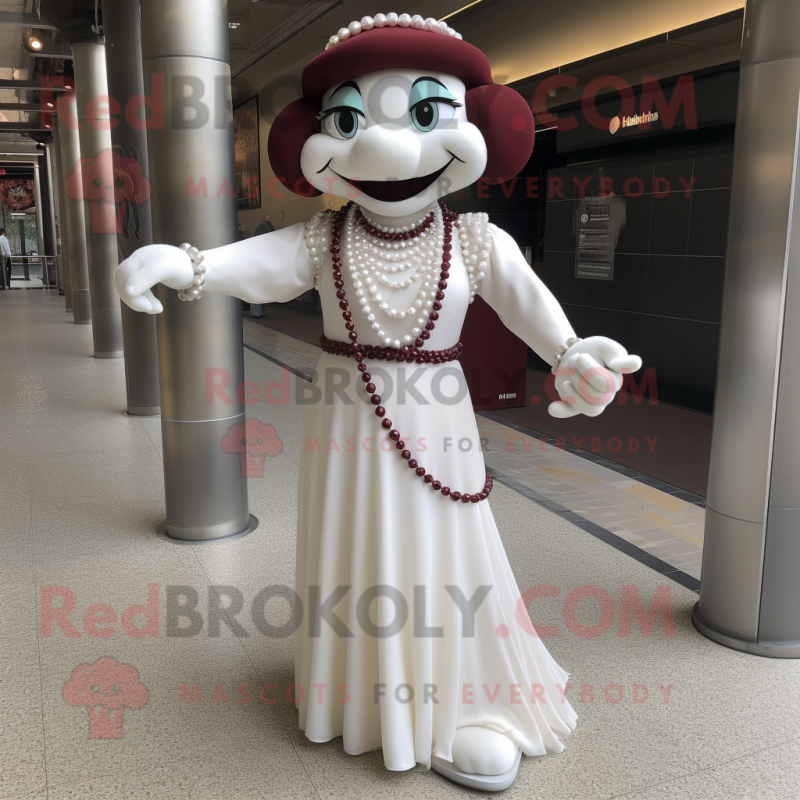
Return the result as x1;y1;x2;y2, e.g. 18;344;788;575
345;202;445;348
359;207;434;235
327;201;495;505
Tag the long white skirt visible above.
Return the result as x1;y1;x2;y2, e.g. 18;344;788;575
295;352;577;771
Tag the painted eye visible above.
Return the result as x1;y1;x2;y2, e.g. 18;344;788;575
411;101;456;132
318;82;364;138
335;109;358;138
324;108;363;140
412;101;438;132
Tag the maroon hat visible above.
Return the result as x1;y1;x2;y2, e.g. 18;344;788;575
302;27;493;98
268;23;534;196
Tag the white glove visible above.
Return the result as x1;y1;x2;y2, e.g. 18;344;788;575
114;244;195;314
548;336;642;419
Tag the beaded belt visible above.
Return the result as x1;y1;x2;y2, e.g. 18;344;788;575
317;334;493;504
320;334;463;364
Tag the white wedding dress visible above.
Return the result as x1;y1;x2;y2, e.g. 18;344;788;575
205;204;578;770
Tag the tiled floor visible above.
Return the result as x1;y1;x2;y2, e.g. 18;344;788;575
4;290;800;800
242;319;706;582
8;279;45;288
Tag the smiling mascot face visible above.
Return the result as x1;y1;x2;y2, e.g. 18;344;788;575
300;69;487;217
268;16;535;217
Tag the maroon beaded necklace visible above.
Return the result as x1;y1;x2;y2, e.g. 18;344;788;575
356;206;436;240
327;200;494;505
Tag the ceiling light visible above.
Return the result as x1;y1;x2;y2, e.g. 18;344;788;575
26;36;44;51
440;0;483;21
46;102;53;108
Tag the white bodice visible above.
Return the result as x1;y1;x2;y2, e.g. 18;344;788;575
199;203;574;365
309;206;488;350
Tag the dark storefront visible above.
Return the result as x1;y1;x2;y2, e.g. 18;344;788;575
472;63;739;414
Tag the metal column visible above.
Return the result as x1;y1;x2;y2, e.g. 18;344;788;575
693;0;800;658
31;162;46;263
57;93;91;324
72;39;124;357
103;0;160;416
141;0;253;541
50;127;73;309
44;145;59;287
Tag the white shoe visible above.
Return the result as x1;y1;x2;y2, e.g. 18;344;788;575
431;727;521;792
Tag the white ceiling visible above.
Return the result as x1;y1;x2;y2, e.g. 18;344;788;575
0;0;35;82
0;0;50;145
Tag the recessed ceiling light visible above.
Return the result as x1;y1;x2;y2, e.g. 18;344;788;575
26;36;43;51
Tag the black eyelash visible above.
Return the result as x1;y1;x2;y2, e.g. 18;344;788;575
411;98;463;109
316;106;366;121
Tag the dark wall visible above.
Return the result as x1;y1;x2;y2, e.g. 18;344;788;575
473;135;733;414
470;126;558;264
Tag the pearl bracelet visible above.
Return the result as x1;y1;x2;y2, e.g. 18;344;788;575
552;337;582;374
176;243;206;302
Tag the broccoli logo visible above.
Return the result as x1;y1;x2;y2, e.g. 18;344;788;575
221;419;283;477
63;657;148;739
64;148;151;237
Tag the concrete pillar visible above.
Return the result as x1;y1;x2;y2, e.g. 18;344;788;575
141;0;253;541
50;127;73;308
31;163;46;272
44;146;59;287
57;92;91;324
72;39;124;357
103;0;160;416
693;0;800;658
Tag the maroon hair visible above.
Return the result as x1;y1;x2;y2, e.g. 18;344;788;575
267;27;534;196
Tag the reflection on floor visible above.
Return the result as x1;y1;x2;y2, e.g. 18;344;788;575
243;319;705;582
9;278;44;288
4;290;799;800
492;370;713;497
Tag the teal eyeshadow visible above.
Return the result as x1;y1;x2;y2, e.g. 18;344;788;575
321;85;364;115
409;79;457;109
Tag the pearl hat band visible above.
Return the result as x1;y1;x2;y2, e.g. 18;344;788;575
325;13;462;51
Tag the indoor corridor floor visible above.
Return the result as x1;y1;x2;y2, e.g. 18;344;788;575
2;290;800;800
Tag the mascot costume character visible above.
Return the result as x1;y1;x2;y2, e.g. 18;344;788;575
117;12;642;792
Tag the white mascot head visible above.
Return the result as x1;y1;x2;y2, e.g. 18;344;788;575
268;13;535;219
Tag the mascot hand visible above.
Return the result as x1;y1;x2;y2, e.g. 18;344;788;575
115;244;195;314
548;336;642;419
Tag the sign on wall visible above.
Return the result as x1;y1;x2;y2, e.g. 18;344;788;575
574;195;626;280
234;96;261;211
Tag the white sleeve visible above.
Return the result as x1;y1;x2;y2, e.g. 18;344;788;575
199;221;315;304
477;223;576;364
